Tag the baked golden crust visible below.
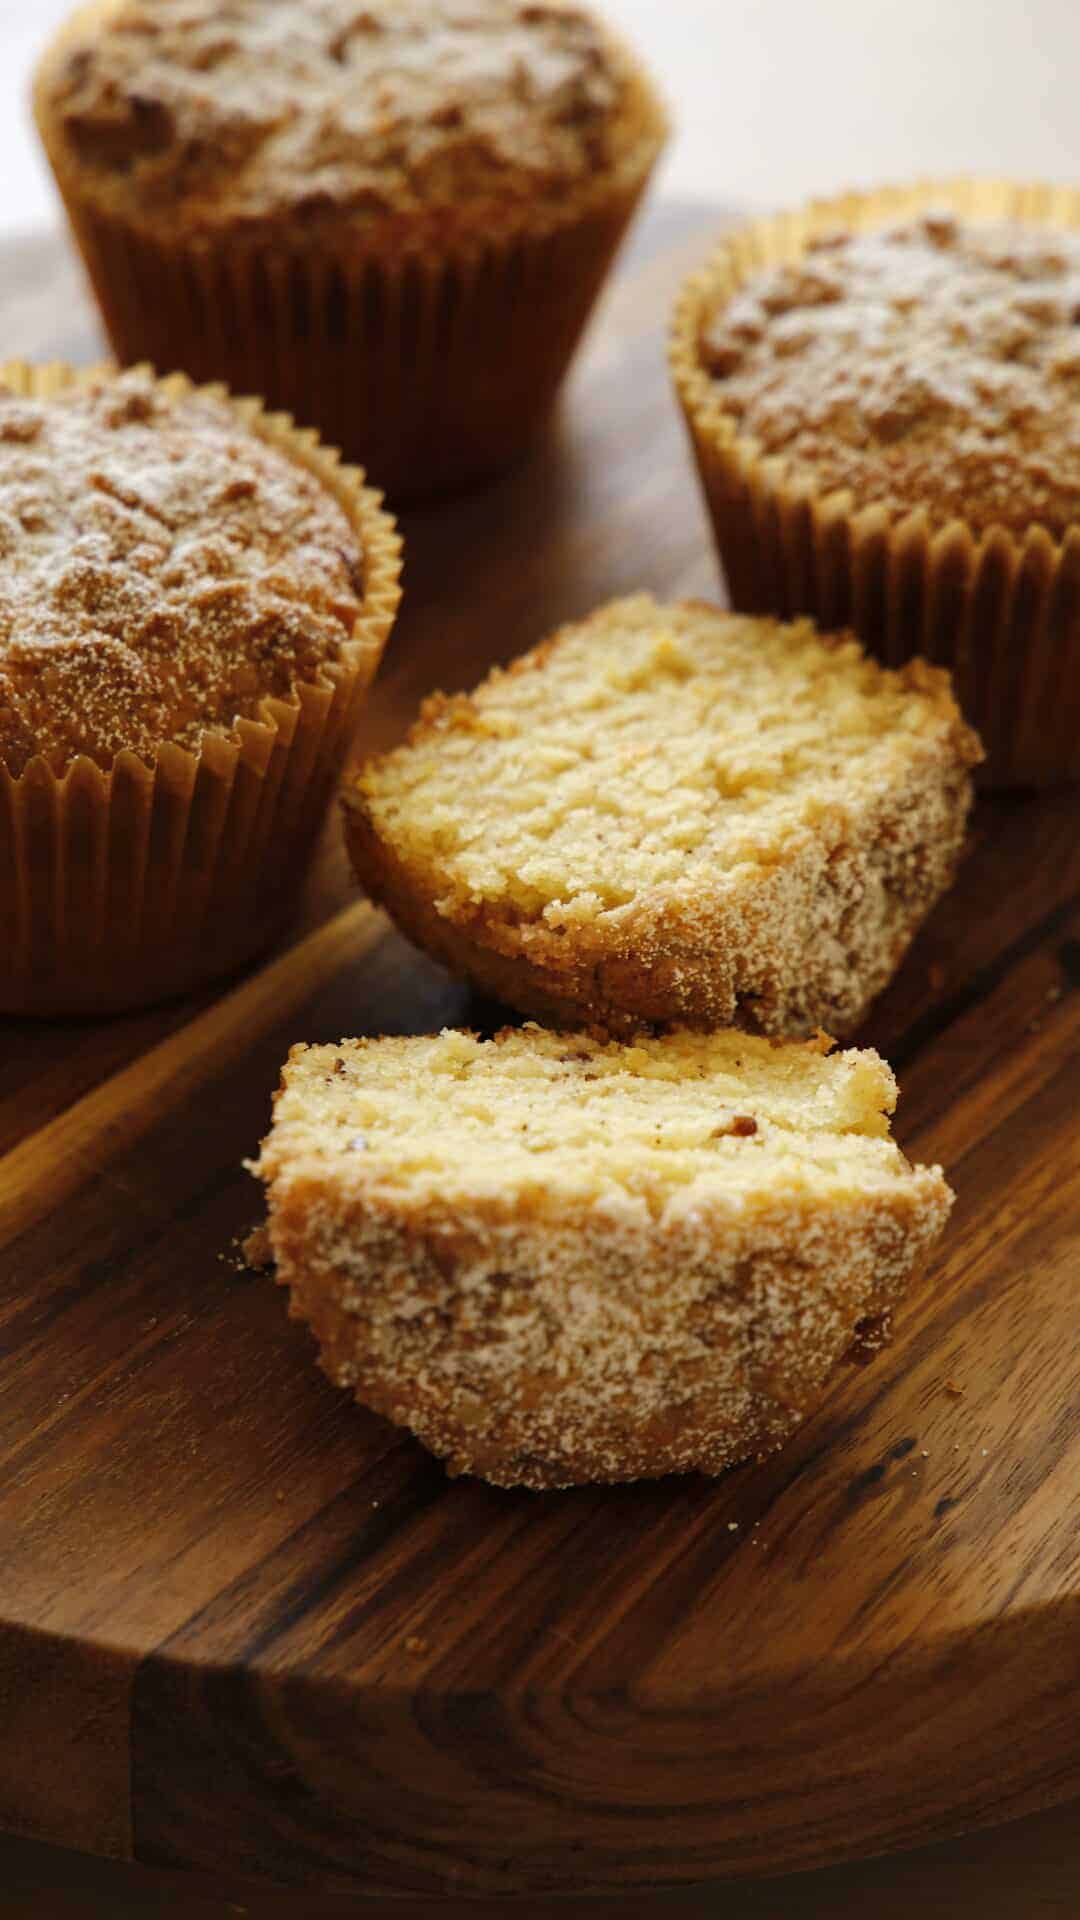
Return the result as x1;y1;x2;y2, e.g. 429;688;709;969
695;208;1080;541
344;595;981;1039
36;0;663;242
255;1025;953;1489
0;367;366;775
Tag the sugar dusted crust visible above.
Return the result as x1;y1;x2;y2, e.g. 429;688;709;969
255;1025;954;1489
698;209;1080;541
0;368;366;774
344;595;982;1039
275;1184;949;1488
37;0;666;239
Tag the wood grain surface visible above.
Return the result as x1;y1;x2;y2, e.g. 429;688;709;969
3;1792;1080;1920
1;202;1079;1906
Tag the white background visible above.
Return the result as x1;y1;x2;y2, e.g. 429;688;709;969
2;0;1078;235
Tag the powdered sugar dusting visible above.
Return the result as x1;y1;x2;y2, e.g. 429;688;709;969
45;0;632;232
702;212;1080;538
0;371;364;774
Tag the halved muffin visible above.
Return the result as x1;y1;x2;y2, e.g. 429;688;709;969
254;1023;953;1488
344;594;980;1037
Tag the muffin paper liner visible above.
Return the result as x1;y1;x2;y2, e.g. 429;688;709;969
0;361;402;1016
671;178;1080;787
35;36;667;505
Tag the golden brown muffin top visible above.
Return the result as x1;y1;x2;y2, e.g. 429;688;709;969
0;372;364;776
41;0;648;237
701;211;1080;539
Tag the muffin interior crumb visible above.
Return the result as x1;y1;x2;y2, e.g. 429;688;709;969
0;371;365;774
357;593;967;925
261;1025;919;1219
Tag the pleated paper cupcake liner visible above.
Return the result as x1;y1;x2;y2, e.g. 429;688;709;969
671;179;1080;788
36;54;667;505
0;362;402;1017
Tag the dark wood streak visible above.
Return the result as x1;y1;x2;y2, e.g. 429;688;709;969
888;880;1080;1074
0;203;1079;1904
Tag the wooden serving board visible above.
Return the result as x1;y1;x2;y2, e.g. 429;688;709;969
2;201;1080;1907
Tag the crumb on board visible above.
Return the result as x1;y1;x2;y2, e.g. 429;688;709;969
405;1635;430;1656
944;1379;965;1397
218;1225;274;1274
241;1225;274;1271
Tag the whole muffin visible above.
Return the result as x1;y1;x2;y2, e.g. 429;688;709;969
0;361;401;1015
35;0;668;502
671;180;1080;786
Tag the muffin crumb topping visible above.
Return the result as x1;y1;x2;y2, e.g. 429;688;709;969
42;0;638;232
702;213;1080;537
0;372;365;775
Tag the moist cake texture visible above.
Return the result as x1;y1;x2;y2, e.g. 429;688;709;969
346;595;981;1037
255;1023;954;1488
0;369;365;774
41;0;644;234
700;210;1080;539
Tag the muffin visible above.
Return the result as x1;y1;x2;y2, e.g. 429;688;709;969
254;1024;953;1489
0;361;401;1016
671;180;1080;786
34;0;668;503
344;594;981;1038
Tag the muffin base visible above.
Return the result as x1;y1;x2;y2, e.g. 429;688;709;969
266;1162;952;1490
0;362;401;1018
671;178;1080;788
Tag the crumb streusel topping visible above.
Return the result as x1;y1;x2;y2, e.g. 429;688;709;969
0;371;365;775
701;211;1080;538
43;0;636;234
